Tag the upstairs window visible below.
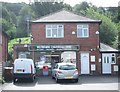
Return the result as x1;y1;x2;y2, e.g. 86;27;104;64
77;24;89;38
46;25;64;38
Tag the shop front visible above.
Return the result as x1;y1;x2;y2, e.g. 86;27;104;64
28;44;79;68
13;44;79;76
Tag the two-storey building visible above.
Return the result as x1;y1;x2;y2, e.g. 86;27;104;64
30;10;102;75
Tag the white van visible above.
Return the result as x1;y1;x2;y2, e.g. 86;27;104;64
13;58;36;83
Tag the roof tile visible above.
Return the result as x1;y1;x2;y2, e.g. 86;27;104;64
32;10;101;23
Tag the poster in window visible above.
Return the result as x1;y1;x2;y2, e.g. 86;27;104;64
114;65;118;71
91;64;96;71
91;56;95;62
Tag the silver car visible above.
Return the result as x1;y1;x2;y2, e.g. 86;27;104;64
52;63;79;83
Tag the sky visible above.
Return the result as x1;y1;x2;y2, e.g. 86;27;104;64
0;0;120;7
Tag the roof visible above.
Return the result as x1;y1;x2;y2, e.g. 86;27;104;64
32;10;101;23
100;43;118;52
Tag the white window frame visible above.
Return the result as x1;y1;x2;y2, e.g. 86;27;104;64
46;24;64;38
77;24;89;38
111;53;116;64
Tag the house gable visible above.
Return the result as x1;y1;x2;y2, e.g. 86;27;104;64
100;43;118;52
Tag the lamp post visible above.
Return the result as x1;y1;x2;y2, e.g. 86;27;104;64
27;18;30;36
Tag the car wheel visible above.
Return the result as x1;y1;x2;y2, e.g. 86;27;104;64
74;78;78;83
13;78;16;84
56;78;60;83
31;76;35;82
52;76;55;79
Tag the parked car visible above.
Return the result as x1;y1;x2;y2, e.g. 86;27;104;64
52;63;79;83
13;58;36;83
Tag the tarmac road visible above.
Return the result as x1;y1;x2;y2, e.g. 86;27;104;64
1;75;119;91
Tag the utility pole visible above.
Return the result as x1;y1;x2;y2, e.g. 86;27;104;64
27;18;30;36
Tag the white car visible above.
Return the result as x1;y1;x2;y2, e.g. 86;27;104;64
52;63;79;83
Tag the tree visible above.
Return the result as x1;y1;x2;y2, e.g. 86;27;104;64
31;2;72;18
86;8;117;46
118;6;120;50
0;5;17;39
16;4;35;37
106;7;118;23
73;1;90;15
3;2;25;16
73;2;117;46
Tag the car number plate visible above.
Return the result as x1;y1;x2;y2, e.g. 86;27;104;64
65;76;73;78
16;69;23;72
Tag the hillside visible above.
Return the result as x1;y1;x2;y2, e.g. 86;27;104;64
8;37;30;53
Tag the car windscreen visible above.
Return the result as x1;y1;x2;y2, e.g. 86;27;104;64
59;65;76;70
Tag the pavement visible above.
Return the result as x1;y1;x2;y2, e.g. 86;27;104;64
1;75;119;91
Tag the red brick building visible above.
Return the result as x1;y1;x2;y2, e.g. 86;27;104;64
0;31;8;77
2;32;8;62
0;31;8;63
31;10;102;75
13;10;119;75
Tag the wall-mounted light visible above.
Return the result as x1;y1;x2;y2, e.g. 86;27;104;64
97;45;99;49
95;31;99;35
90;48;96;51
72;31;75;35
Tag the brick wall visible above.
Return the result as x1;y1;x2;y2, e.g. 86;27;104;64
32;23;99;47
2;32;8;62
31;22;101;74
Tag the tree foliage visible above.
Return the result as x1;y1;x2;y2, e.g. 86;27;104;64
73;2;118;46
86;8;117;45
118;6;120;49
0;4;16;39
16;4;35;37
31;2;72;18
0;1;119;48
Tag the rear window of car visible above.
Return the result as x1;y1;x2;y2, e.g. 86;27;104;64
59;65;76;70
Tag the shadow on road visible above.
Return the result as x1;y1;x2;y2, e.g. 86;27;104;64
37;75;118;85
5;75;118;86
12;78;37;87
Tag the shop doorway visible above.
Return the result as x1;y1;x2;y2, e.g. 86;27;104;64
35;51;60;76
80;52;90;74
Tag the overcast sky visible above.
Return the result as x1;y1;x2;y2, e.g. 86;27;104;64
0;0;120;7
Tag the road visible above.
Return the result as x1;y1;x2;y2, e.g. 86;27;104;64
1;75;119;91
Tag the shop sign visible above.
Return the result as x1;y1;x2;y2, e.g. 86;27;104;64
28;44;79;51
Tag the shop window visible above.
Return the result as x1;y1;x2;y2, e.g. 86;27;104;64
35;52;52;69
46;24;64;38
77;24;89;38
61;51;76;65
